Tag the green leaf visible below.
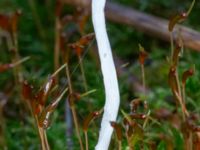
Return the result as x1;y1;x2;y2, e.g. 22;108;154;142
171;127;184;150
157;141;166;150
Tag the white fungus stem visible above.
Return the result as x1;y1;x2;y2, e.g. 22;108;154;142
92;0;120;150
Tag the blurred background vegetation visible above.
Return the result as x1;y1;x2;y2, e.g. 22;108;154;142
0;0;200;149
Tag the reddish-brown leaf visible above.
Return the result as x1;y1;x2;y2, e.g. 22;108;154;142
11;10;22;34
68;43;83;56
68;33;94;56
79;33;95;46
0;14;10;31
0;64;12;73
22;81;33;100
32;96;41;115
83;111;100;131
78;13;89;33
130;113;146;120
37;76;56;105
67;92;81;107
55;0;63;17
110;121;123;141
0;10;21;33
75;45;83;56
172;44;181;67
138;44;148;65
38;88;67;128
38;109;52;129
154;108;172;120
130;98;143;113
168;66;179;94
194;133;200;150
168;13;187;32
182;68;194;86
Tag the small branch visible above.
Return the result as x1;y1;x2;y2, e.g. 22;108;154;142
64;0;200;52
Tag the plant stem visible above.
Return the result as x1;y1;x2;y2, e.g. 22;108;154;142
71;106;84;150
189;132;193;150
35;115;48;150
65;62;73;149
143;110;151;129
182;85;186;104
0;107;6;149
175;70;181;97
185;132;193;150
174;69;190;120
170;32;174;62
78;55;88;91
174;91;188;121
125;133;132;150
169;22;187;120
65;63;72;93
29;105;50;150
38;127;46;150
12;29;23;83
42;129;50;150
78;54;95;112
84;131;88;150
118;141;122;150
141;64;146;94
54;17;61;75
182;82;187;114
